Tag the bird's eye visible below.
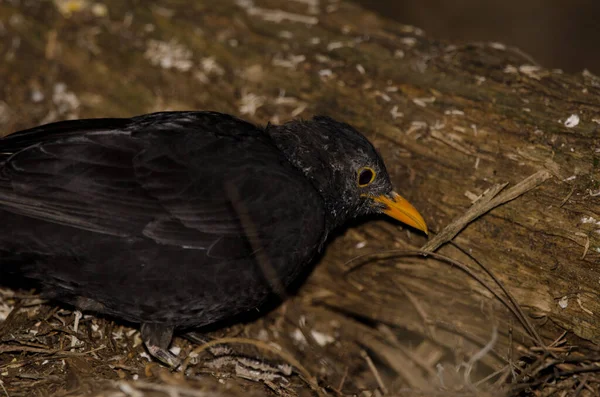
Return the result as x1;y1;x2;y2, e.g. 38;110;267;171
357;167;376;187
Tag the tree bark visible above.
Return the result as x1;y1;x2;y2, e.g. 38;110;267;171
1;0;599;394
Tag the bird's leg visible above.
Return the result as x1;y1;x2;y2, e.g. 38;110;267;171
140;323;180;368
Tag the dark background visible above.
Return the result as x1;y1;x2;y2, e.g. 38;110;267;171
354;0;600;75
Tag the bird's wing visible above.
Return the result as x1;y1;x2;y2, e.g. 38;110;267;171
0;124;157;236
132;127;322;256
0;112;323;256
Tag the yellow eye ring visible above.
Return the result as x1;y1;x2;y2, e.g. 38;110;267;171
357;167;376;187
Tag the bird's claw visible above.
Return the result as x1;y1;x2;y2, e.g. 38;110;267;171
147;344;181;369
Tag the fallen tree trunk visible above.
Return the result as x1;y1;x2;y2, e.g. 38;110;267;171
1;0;599;395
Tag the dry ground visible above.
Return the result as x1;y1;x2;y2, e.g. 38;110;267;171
1;1;600;396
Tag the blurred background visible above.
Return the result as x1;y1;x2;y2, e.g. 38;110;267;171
354;0;600;74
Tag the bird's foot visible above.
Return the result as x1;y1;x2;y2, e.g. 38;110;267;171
141;323;180;369
146;343;181;369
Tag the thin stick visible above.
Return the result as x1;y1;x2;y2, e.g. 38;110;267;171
361;350;388;395
0;381;8;397
422;170;552;252
421;183;507;252
396;283;435;338
464;325;498;388
559;185;575;207
345;250;540;349
474;364;510;386
450;242;548;353
377;324;437;378
115;381;214;397
337;366;348;392
181;337;324;397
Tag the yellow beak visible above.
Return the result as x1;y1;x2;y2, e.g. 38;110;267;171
372;192;428;234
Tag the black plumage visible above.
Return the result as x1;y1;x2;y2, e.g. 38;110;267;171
0;111;426;366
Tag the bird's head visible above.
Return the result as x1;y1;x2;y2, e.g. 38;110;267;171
267;116;427;234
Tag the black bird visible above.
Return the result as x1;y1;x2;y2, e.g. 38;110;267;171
0;111;426;366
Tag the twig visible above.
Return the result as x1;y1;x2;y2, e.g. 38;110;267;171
576;232;590;260
332;315;434;390
0;380;8;397
0;344;105;356
116;380;215;397
345;250;542;351
361;350;388;395
559;185;575;207
0;345;59;354
377;324;438;378
474;364;510;386
421;183;507;252
71;310;82;348
511;365;600;393
396;283;435;338
508;321;514;382
367;333;435;389
549;331;568;348
574;375;589;397
464;325;498;388
337;366;348;393
422;170;552;252
181;337;325;397
450;242;548;353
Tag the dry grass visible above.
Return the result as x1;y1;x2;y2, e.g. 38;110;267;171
3;266;599;397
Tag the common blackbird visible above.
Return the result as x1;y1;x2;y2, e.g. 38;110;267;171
0;111;426;366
